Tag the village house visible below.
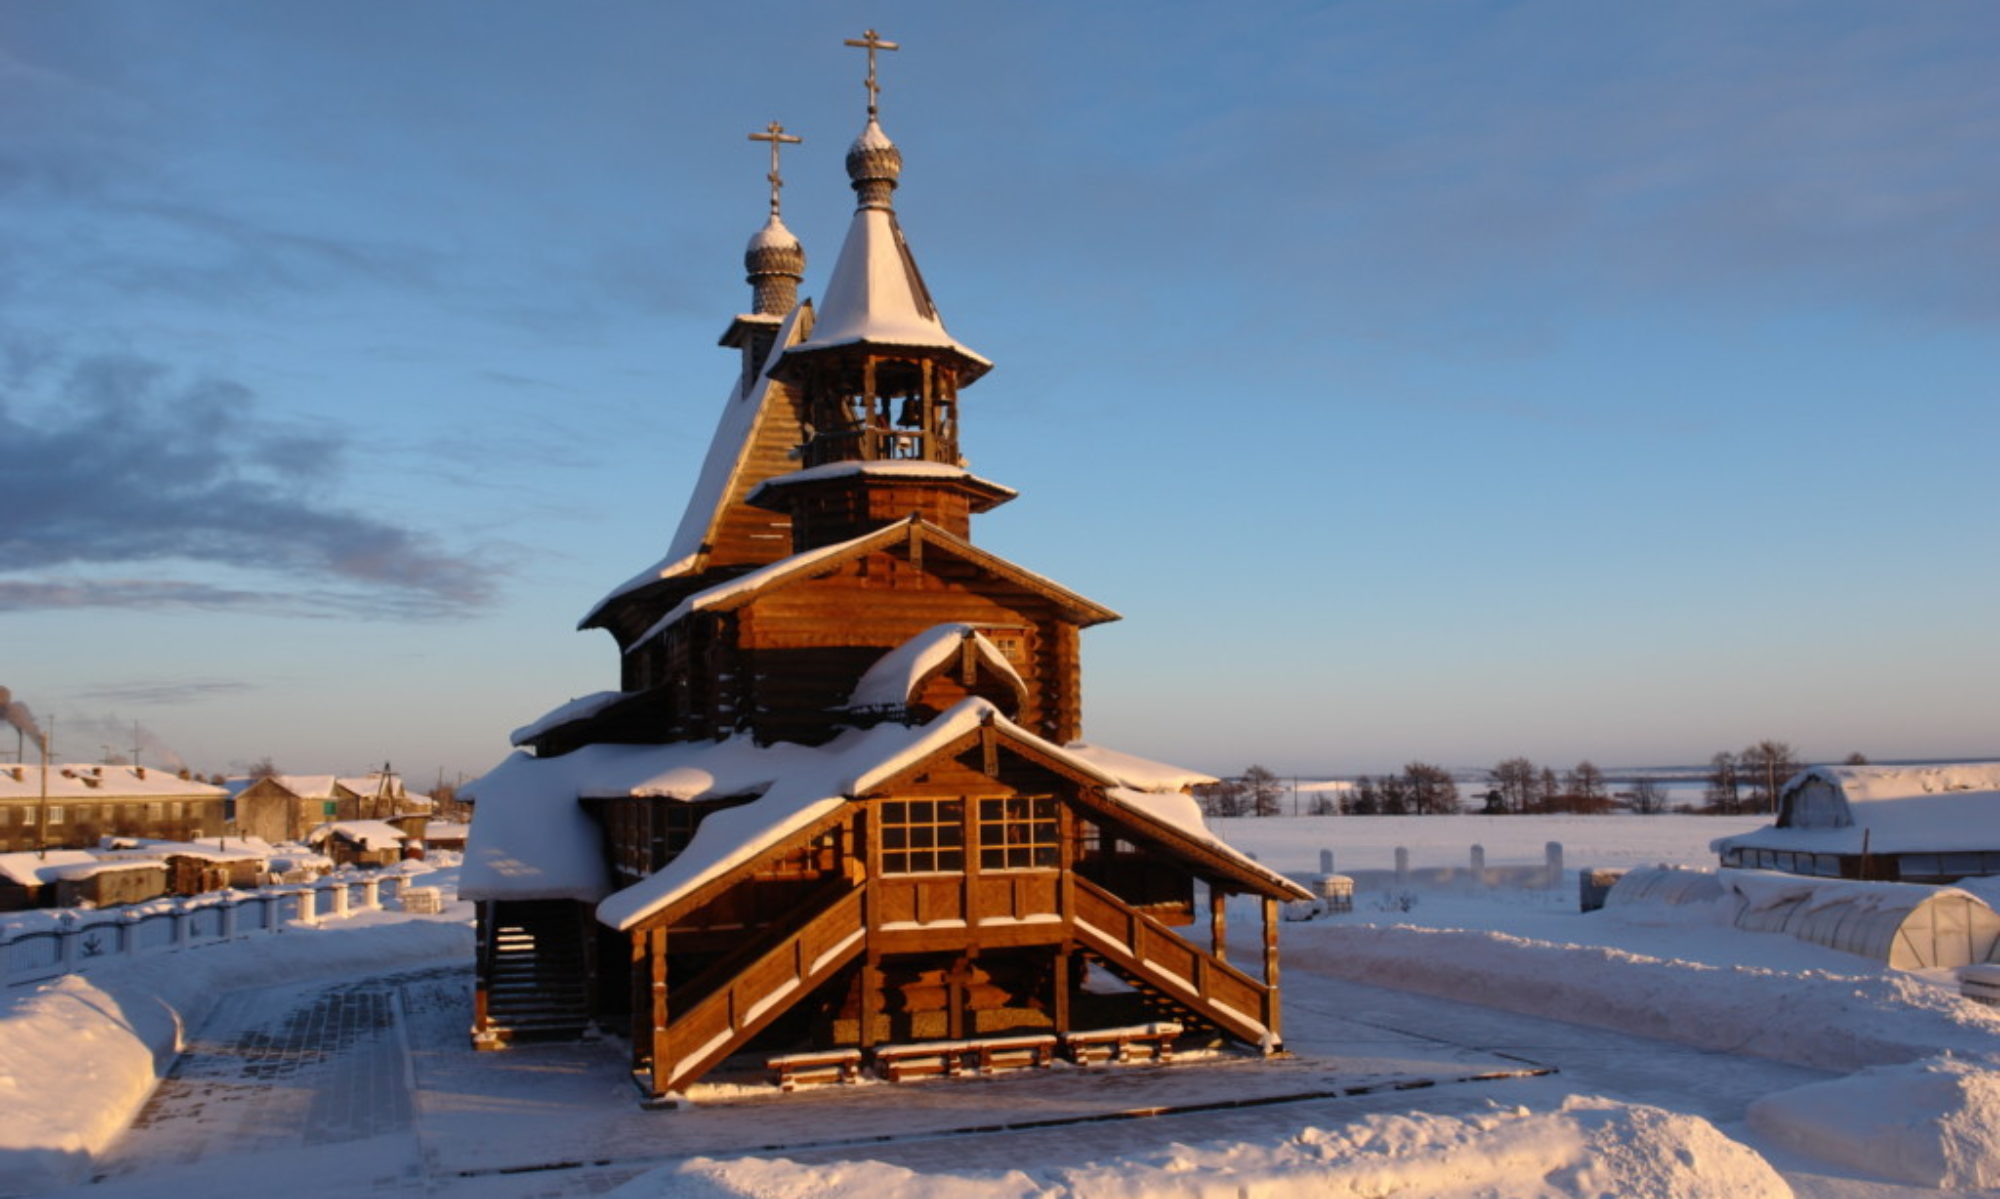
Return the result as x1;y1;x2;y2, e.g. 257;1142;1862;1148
230;770;432;845
0;764;228;854
462;33;1311;1102
1713;763;2000;883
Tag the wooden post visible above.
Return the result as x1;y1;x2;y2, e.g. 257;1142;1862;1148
630;930;649;1065
861;802;882;1050
1261;896;1281;1050
1052;949;1070;1034
1209;885;1228;960
947;956;966;1040
649;926;671;1096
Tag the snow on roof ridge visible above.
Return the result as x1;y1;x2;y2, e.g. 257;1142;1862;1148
1790;762;2000;803
785;206;989;368
509;690;629;747
745;458;1017;505
1065;742;1219;792
579;304;810;628
842;622;1025;711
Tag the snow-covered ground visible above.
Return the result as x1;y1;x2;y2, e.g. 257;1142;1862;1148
3;815;1997;1198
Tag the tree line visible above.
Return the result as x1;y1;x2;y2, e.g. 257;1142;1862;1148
1196;739;1851;818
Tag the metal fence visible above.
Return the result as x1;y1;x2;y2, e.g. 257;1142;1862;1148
0;874;431;987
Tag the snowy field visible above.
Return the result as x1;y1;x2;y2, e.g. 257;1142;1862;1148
2;816;1997;1198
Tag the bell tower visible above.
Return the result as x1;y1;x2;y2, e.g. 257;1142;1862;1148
758;30;1013;550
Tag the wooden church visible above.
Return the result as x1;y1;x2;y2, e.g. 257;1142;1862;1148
462;32;1311;1102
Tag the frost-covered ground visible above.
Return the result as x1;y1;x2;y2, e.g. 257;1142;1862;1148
4;815;1998;1198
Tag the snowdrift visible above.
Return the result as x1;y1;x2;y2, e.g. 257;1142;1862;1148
613;1096;1790;1198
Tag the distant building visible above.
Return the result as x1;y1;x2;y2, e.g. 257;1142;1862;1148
0;764;228;853
1713;763;2000;883
230;771;432;844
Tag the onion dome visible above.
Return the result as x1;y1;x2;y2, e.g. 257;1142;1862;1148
846;119;902;210
744;212;805;316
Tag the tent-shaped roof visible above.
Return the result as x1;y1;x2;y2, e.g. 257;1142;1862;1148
580;304;811;629
780;119;988;378
627;515;1119;652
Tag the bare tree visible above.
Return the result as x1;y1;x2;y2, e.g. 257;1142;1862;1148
1705;751;1741;814
1559;761;1609;813
1538;767;1561;814
1194;777;1247;819
246;756;281;780
1242;765;1285;818
1403;762;1460;814
1344;776;1381;816
1630;776;1669;815
1741;741;1802;814
1490;758;1537;814
1844;751;1869;765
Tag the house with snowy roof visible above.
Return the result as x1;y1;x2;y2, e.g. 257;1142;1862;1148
462;33;1311;1102
231;770;430;845
1713;763;2000;883
0;764;228;856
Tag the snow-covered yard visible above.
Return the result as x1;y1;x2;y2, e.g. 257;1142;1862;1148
4;815;1998;1198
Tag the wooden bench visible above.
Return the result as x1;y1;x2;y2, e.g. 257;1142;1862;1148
870;1035;1060;1082
872;1041;967;1082
767;1049;864;1092
1063;1021;1183;1066
964;1034;1057;1073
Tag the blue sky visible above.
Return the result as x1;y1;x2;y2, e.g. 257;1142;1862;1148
2;1;1995;783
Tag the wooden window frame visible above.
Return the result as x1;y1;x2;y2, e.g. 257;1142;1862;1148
977;795;1058;871
879;799;964;875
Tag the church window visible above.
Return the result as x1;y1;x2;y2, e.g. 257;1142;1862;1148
880;799;963;874
978;795;1057;870
983;629;1029;665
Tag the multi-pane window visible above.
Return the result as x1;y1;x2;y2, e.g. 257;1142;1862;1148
978;796;1058;870
880;799;963;874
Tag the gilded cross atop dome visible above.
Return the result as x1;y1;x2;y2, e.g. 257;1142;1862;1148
747;121;802;218
843;28;899;120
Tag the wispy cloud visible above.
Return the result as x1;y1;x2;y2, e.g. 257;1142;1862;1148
69;679;254;706
0;350;493;617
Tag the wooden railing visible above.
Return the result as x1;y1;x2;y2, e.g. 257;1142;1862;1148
655;884;867;1094
1070;876;1271;1046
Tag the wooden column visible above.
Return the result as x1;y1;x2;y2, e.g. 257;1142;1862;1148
861;803;882;1050
946;955;967;1040
629;929;649;1065
1209;885;1229;960
1261;896;1281;1051
649;926;671;1095
1052;949;1071;1034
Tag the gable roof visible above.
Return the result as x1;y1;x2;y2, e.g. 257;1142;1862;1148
579;303;811;630
0;765;225;801
843;622;1026;711
626;515;1119;653
461;697;1303;922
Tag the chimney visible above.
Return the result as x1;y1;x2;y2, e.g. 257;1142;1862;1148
135;766;147;780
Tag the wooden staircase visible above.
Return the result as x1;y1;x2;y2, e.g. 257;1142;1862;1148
645;883;867;1096
1070;877;1275;1050
473;900;593;1048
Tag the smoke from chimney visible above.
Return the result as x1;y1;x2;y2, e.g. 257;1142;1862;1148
0;686;46;747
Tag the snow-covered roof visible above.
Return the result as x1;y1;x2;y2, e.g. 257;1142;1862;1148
464;695;1300;924
0;765;226;801
745;459;1016;506
1065;743;1218;792
231;774;346;800
580;304;810;628
844;623;1025;710
0;850;99;888
1713;789;2000;856
628;516;1118;652
509;691;629;747
1785;763;2000;804
784;187;988;372
307;820;410;852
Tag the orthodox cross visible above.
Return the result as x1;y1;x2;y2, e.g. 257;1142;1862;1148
843;28;900;119
747;121;802;216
